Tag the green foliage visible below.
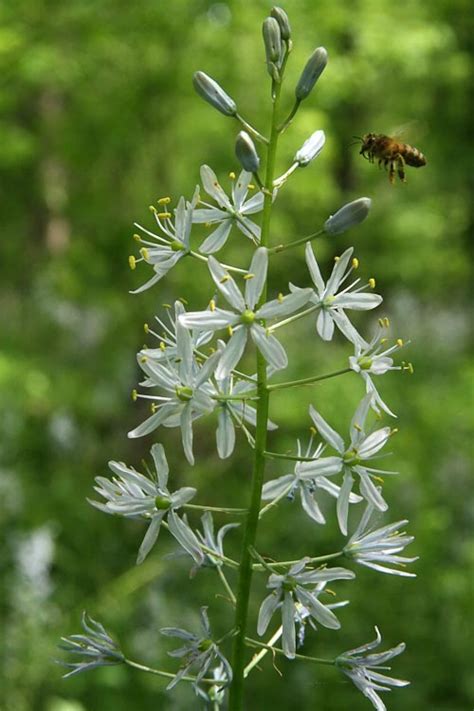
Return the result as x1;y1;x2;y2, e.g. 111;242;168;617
0;1;472;709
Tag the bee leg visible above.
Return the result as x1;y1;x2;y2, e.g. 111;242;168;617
389;161;396;184
397;155;406;182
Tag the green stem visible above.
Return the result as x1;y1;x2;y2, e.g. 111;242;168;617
183;503;248;515
244;638;335;666
124;658;215;684
268;228;325;254
267;368;352;391
229;75;283;711
252;551;344;571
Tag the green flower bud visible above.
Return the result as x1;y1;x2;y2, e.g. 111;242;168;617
324;197;372;235
271;7;291;40
235;131;260;173
193;71;237;116
262;17;282;63
294;129;326;166
295;47;328;101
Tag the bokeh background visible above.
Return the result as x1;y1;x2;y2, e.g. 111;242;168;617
1;1;472;709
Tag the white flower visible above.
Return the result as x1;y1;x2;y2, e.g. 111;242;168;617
88;444;198;564
349;320;410;418
262;439;360;524
344;500;418;577
258;559;354;659
309;395;397;535
179;247;312;379
194;511;239;570
130;188;199;293
336;627;409;711
139;300;213;365
291;243;382;345
193;165;264;254
294;129;326;166
128;306;221;465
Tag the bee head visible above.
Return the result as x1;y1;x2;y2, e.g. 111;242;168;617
360;133;376;151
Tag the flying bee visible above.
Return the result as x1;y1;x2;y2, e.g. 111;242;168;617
355;132;426;183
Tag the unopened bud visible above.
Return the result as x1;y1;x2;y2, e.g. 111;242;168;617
193;71;237;116
271;7;291;40
235;131;260;173
262;17;282;63
294;129;326;166
324;197;372;235
295;47;328;101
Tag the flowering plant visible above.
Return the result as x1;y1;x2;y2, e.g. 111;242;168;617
59;8;416;710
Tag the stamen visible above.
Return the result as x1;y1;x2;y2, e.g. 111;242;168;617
144;323;149;334
162;303;172;309
220;275;230;284
128;255;136;270
353;423;362;432
179;297;188;305
248;183;255;189
160;342;166;351
131;389;138;401
229;171;236;179
334;256;340;263
396;338;404;347
149;205;157;213
139;247;149;261
244;272;255;280
277;293;284;302
352;258;359;269
157;212;172;219
133;233;142;242
151;403;158;413
372;475;385;484
158;197;171;204
139;356;147;364
309;426;318;436
227;325;233;336
368;277;376;288
210;299;216;312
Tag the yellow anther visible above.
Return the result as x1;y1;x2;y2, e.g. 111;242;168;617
149;205;157;213
157;211;172;219
243;272;255;280
325;588;337;597
383;317;390;328
163;303;171;309
392;428;399;435
227;325;233;337
396;338;404;347
210;299;216;312
140;356;147;364
179;297;188;305
229;171;236;180
381;337;388;344
128;255;136;270
209;347;216;354
334;256;340;262
309;426;318;436
160;341;166;351
248;183;255;189
139;247;149;261
352;257;359;269
368;277;376;288
404;362;414;374
220;275;230;284
151;403;158;413
205;222;212;228
373;475;385;484
278;293;284;303
144;323;149;334
353;423;362;432
131;389;138;401
378;318;384;327
133;233;142;242
158;196;171;204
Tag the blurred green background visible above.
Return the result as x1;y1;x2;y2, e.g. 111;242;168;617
1;0;472;709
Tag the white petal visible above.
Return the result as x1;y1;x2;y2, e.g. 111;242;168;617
257;592;281;635
216;409;236;459
334;292;383;310
180;405;194;465
282;592;296;659
305;242;325;294
242;192;264;214
137;515;164;564
295;588;341;630
245;248;268;310
337;469;354;535
317;308;335;340
128;403;182;438
208;257;246;311
167;510;204;564
151;443;169;488
200;164;232;210
179;308;239;331
261;474;294;500
358;471;388;511
232;170;252;209
300;486;326;524
216;328;248;380
309;405;345;453
250;324;287;371
199;221;233;254
358;428;391;458
326;247;353;294
192;207;229;223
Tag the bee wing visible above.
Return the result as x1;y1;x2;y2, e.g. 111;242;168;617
388;120;428;141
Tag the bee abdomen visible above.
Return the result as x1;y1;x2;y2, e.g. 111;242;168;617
403;144;426;167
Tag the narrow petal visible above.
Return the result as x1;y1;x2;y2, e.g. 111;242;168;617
295;588;341;630
317;308;335;341
261;474;294;500
200;165;232;210
337;469;354;535
180;405;194;465
128;403;182;439
232;170;252;209
167;510;204;564
180;308;239;332
216;409;236;459
250;324;287;371
305;242;325;294
358;471;388;511
300;486;326;524
334;293;383;310
358;428;391;459
245;248;268;310
208;257;246;311
309;405;345;453
137;515;164;564
199;221;233;254
326;247;353;295
216;328;248;380
257;592;281;635
282;592;296;659
151;443;169;489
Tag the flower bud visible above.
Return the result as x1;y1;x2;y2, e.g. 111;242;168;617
324;197;372;235
193;71;237;116
271;7;291;40
294;129;326;166
295;47;328;101
235;131;260;173
262;17;282;63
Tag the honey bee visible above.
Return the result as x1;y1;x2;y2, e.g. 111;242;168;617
356;132;426;183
